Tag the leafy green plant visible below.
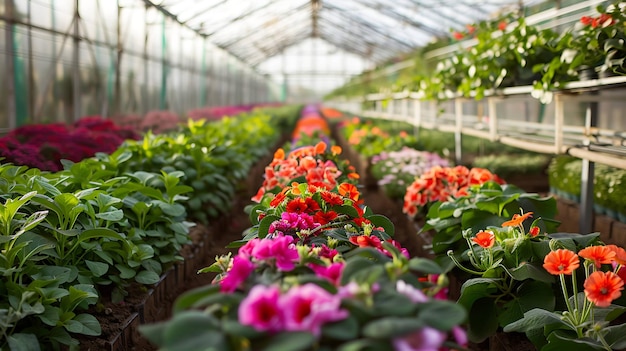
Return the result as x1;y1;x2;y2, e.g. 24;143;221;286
471;153;550;178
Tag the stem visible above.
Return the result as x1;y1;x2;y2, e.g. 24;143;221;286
447;251;486;276
310;215;349;235
560;274;574;316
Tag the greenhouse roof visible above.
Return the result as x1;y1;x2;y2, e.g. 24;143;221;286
146;0;543;67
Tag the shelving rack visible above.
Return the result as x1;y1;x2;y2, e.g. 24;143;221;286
329;76;626;234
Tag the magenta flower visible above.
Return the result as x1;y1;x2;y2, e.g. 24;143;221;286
309;262;344;285
280;283;348;336
392;327;447;351
251;236;300;271
268;212;319;236
238;285;283;332
220;256;254;293
238;238;260;259
396;280;428;303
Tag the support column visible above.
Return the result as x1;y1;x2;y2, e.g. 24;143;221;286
455;99;463;165
72;0;81;122
5;0;17;130
580;94;598;234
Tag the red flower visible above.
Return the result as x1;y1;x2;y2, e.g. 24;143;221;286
452;31;464;40
498;21;507;31
543;249;579;275
349;235;382;249
584;271;624;307
313;210;338;225
606;245;626;265
579;246;616;268
286;199;308;213
320;191;344;206
528;226;540;237
472;230;495;249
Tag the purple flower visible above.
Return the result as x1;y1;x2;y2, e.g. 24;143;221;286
280;283;348;337
220;256;254;293
392;327;447;351
239;285;283;332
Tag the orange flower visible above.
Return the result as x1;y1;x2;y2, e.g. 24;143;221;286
472;230;495;249
502;212;533;227
579;246;616;268
314;141;327;154
584;271;624;307
543;249;580;275
338;183;360;201
606;245;626;265
269;192;286;207
331;145;342;155
273;148;285;160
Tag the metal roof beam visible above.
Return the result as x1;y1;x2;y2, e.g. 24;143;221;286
356;0;445;37
321;2;415;50
217;2;311;48
203;0;291;38
179;0;231;24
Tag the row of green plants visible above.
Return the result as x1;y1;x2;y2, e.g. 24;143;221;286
327;1;625;104
0;105;300;350
549;155;626;221
415;1;625;103
141;106;469;351
334;108;626;350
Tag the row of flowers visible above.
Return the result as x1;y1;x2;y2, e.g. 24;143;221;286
331;107;626;349
0;117;140;171
140;106;469;350
0;106;299;350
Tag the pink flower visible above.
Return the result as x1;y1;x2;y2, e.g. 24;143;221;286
238;238;260;259
280;283;348;336
396;280;428;303
220;256;254;293
251;236;300;271
309;262;345;285
392;327;447;351
238;285;283;332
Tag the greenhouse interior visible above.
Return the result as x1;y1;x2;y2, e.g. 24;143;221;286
2;0;626;350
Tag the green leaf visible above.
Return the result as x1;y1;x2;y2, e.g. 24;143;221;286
64;314;101;336
332;205;360;218
163;312;225;351
85;260;109;277
95;209;124;222
508;262;554;283
7;333;41;351
116;264;137;279
417;300;467;330
135;270;160;285
362;317;424;338
173;285;221;313
337;339;391;351
261;331;315;351
467;297;499;343
258;215;279;239
503;308;564;333
321;315;359;340
366;214;395;236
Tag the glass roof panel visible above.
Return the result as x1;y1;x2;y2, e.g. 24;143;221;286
146;0;546;67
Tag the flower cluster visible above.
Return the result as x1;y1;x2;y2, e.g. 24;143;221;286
239;283;348;336
252;141;359;202
371;147;450;199
403;165;505;218
0;117;139;171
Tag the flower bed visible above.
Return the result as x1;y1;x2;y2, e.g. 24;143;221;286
0;105;300;350
141;106;469;350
